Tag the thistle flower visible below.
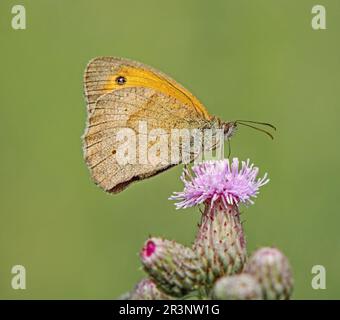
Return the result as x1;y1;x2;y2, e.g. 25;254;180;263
244;247;294;300
170;158;269;290
140;237;206;298
212;274;263;300
170;158;269;209
128;278;172;300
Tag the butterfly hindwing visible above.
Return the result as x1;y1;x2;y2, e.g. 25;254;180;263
83;87;208;193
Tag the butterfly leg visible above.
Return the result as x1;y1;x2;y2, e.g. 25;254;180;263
227;139;232;158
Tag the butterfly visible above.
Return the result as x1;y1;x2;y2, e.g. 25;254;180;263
83;57;275;194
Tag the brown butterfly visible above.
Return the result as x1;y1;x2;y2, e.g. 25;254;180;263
83;57;275;193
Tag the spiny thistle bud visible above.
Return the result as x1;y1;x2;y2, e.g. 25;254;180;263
194;202;247;286
140;237;206;298
244;247;294;300
170;159;269;288
212;274;263;300
128;278;172;300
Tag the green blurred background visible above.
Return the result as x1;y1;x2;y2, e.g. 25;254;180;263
0;0;339;299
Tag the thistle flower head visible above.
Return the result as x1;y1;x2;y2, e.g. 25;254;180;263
128;278;172;300
244;247;294;300
140;237;206;297
212;274;263;300
170;158;269;209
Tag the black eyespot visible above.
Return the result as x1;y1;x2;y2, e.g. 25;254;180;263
115;76;126;85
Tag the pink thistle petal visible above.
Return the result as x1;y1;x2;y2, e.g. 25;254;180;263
169;158;269;209
142;240;156;258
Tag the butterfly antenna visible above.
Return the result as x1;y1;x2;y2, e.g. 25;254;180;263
236;120;276;140
236;120;276;131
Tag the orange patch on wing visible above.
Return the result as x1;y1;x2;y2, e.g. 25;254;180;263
104;66;211;120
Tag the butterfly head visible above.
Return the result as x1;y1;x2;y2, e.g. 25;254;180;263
221;121;238;140
216;118;276;141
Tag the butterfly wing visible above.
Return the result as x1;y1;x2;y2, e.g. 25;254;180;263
84;56;211;119
83;57;214;193
83;87;209;193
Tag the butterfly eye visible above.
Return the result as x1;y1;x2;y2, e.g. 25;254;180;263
115;76;126;85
